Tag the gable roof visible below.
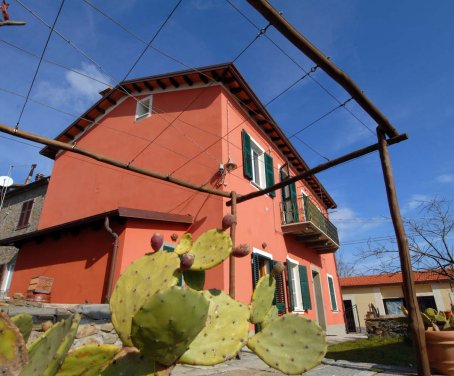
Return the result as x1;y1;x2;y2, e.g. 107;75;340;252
40;63;336;209
340;271;451;287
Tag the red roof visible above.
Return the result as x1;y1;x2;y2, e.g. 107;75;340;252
340;271;450;287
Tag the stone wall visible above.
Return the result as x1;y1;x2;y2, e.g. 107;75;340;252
1;303;122;348
366;316;409;337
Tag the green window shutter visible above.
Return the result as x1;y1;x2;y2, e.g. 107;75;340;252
264;153;275;197
252;253;260;288
302;193;309;221
163;245;183;286
286;262;295;311
289;182;299;222
298;265;312;310
328;276;338;311
271;260;286;314
242;130;253;180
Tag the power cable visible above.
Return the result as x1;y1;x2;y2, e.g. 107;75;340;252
15;0;66;129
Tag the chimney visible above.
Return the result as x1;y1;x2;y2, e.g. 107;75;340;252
34;173;45;181
24;164;37;185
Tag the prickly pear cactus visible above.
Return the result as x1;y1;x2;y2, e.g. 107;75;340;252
189;229;232;271
110;251;181;346
11;314;33;342
183;269;205;291
21;314;81;376
179;289;250;366
260;305;278;329
250;274;276;324
101;348;174;375
56;344;120;376
247;314;327;375
0;312;28;375
131;286;210;366
174;233;192;255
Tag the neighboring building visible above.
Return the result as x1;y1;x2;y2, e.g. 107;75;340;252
0;175;49;298
0;63;344;334
340;271;453;332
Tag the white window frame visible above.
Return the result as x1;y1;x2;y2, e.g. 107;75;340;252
135;96;152;121
287;257;305;312
327;273;339;312
249;136;266;189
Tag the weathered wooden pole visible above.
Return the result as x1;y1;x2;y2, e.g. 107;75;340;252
377;126;430;376
0;20;26;26
229;191;237;298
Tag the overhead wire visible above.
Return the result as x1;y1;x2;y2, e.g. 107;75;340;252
15;0;66;129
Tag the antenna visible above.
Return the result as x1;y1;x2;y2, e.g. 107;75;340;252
0;175;14;212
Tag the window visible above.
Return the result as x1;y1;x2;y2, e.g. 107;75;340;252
242;130;275;196
383;298;405;315
417;296;437;312
286;259;311;311
280;167;299;224
17;199;34;229
135;96;152;121
327;274;338;311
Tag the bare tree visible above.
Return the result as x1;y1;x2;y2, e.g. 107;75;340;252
357;198;454;281
335;248;358;277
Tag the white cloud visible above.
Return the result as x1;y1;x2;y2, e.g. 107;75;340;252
404;194;432;213
437;174;454;183
35;62;111;114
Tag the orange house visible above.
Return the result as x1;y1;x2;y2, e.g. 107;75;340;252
1;63;345;335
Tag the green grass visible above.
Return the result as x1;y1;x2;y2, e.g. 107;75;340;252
326;337;416;367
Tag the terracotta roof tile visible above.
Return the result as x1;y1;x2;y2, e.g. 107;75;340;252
340;271;450;287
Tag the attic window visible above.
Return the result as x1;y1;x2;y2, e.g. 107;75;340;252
135;96;152;121
17;199;34;229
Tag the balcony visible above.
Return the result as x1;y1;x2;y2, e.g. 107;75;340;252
280;195;339;253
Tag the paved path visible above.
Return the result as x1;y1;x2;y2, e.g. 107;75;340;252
173;349;417;376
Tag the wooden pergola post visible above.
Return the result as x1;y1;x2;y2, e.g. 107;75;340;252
229;191;237;298
377;126;430;376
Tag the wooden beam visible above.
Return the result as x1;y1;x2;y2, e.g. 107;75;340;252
63;132;74;140
376;127;430;375
229;191;237;298
95;106;105;115
246;0;398;138
156;79;166;90
143;82;154;91
0;123;233;200
0;20;26;27
199;73;209;84
227;133;408;206
182;75;193;86
169;77;180;88
230;87;242;94
106;96;117;106
74;124;84;132
211;70;221;81
132;83;142;93
222;76;236;84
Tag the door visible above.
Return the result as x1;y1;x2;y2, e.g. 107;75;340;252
343;299;357;333
312;270;327;330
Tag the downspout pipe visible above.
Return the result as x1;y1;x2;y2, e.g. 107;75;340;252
104;216;119;303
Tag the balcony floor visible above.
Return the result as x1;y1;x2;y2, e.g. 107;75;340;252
281;221;339;253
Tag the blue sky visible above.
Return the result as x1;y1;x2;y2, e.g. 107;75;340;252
1;1;453;270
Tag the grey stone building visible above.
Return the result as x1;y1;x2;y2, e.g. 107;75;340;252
0;175;49;298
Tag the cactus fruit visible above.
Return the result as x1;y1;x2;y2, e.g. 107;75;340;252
0;311;28;375
221;214;236;230
271;261;285;276
56;344;120;376
101;347;174;376
151;233;164;251
110;251;181;346
261;305;278;328
174;233;192;255
21;314;81;376
179;289;250;366
11;313;33;342
131;286;210;365
189;229;232;271
179;253;195;272
232;243;251;258
250;274;276;324
183;270;205;291
247;314;327;375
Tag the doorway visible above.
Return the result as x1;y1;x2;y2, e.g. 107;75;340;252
312;269;326;330
343;299;357;332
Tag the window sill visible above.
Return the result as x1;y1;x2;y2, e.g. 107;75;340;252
16;225;30;231
292;308;307;314
134;113;151;122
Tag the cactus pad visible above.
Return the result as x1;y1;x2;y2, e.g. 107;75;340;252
250;274;276;324
110;251;181;346
0;311;28;375
189;229;232;271
21;314;81;376
131;286;209;365
247;314;327;375
101;348;174;375
183;270;205;290
56;344;120;376
179;289;250;366
11;313;33;342
174;233;192;255
261;305;278;328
